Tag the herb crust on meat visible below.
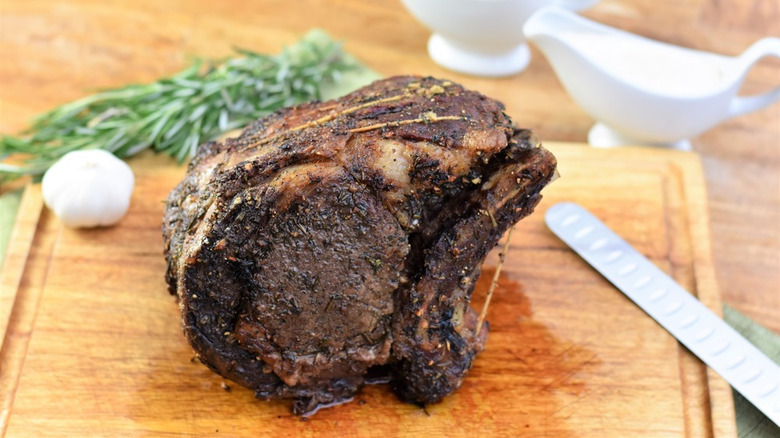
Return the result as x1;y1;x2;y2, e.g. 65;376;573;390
163;76;557;414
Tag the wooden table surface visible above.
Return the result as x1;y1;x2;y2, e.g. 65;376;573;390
0;0;777;330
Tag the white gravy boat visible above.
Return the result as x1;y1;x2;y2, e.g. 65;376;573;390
524;7;780;150
401;0;599;77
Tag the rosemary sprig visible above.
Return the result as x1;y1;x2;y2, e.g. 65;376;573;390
0;31;355;182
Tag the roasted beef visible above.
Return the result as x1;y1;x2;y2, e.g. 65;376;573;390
163;76;557;414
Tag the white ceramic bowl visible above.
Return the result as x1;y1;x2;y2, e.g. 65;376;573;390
401;0;599;77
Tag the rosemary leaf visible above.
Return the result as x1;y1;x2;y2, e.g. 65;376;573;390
0;30;356;183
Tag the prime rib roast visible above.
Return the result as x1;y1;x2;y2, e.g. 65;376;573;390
163;76;557;414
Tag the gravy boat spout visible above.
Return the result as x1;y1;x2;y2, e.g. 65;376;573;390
524;7;780;150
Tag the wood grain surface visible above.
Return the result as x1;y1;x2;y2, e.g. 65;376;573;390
0;144;737;437
1;0;778;334
0;0;777;435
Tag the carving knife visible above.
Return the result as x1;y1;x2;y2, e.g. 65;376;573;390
545;202;779;426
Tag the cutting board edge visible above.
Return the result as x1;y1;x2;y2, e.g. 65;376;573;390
0;185;43;343
672;154;737;438
0;184;46;436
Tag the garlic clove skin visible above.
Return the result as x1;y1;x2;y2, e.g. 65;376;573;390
42;149;135;228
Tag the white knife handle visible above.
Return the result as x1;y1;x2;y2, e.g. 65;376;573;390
545;202;779;426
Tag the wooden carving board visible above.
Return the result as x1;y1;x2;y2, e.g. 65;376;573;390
0;143;736;437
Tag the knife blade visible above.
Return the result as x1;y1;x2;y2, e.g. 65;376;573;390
545;202;779;426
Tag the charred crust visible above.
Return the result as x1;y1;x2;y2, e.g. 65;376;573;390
162;75;557;414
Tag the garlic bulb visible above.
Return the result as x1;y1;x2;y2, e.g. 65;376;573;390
42;150;135;228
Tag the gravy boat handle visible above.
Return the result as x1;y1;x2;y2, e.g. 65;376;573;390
728;37;780;118
553;0;600;12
